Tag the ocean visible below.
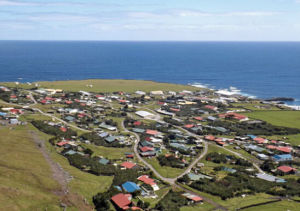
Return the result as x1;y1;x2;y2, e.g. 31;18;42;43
0;41;299;105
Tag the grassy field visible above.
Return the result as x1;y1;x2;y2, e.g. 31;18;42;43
147;157;186;178
0;125;61;210
243;111;300;129
242;200;300;211
1;79;200;93
81;144;132;160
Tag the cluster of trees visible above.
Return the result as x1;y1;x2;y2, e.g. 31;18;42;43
211;120;300;136
66;153;116;176
206;152;252;167
157;155;186;169
32;120;77;139
155;190;188;211
80;132;125;148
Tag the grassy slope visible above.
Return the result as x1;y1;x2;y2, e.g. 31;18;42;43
1;79;199;93
244;111;300;129
0;125;61;210
31;124;114;206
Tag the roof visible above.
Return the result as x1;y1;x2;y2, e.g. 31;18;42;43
135;110;154;118
277;166;296;173
140;146;154;152
105;136;117;143
273;154;293;161
99;158;110;165
121;162;136;169
256;173;286;183
182;193;203;202
111;193;131;209
57;141;69;147
276;147;292;153
138;175;156;186
122;182;141;193
132;128;145;133
146;129;159;135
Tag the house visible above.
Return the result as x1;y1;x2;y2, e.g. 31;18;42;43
257;153;269;160
187;173;212;181
277;166;296;175
204;135;215;141
99;158;110;165
138;175;159;191
146;129;159;136
150;90;164;95
111;193;131;209
121;161;137;169
272;154;293;162
135;110;155;119
132;128;145;133
221;167;237;173
256;173;286;183
105;136;118;143
207;116;217;122
135;91;146;95
276;147;292;153
9;118;19;125
122;182;141;193
182;193;203;203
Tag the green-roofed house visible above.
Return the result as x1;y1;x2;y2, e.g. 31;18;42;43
99;158;110;165
105;136;118;143
132;128;145;133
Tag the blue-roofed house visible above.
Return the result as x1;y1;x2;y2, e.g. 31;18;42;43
122;182;141;193
0;112;7;117
272;154;293;162
221;167;237;174
247;135;257;139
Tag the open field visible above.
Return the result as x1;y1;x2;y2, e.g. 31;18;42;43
242;200;300;211
81;144;132;160
147;157;186;178
0;79;200;93
243;111;300;129
0;125;61;210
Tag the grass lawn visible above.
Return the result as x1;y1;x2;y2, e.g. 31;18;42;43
1;79;200;93
180;203;215;211
147;157;186;178
0;125;61;210
81;144;132;160
242;200;300;211
243;111;300;129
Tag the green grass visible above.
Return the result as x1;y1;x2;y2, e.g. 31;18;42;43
243;111;300;129
0;125;61;210
242;200;300;211
1;79;200;93
81;144;132;160
180;203;215;211
146;157;186;178
37;132;114;206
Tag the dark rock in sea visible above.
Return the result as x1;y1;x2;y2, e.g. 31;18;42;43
265;97;295;102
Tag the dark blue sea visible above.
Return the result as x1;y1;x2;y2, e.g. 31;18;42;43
0;41;299;105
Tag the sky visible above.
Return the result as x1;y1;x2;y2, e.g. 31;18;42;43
0;0;300;41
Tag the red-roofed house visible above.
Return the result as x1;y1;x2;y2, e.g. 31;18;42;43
138;175;159;191
57;141;69;147
170;108;180;112
133;121;141;126
277;166;296;175
111;193;131;209
60;127;67;132
193;116;203;121
219;112;248;121
146;129;159;136
121;162;136;169
266;145;277;150
276;147;292;153
205;135;215;141
140;146;154;152
253;137;267;144
184;124;194;129
205;105;217;111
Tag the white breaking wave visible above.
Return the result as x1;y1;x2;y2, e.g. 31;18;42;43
190;82;256;99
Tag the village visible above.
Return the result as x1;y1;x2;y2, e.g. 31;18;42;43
1;82;300;211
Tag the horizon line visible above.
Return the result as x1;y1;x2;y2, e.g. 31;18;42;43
1;40;300;42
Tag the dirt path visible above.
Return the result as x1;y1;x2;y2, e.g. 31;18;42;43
29;131;93;210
